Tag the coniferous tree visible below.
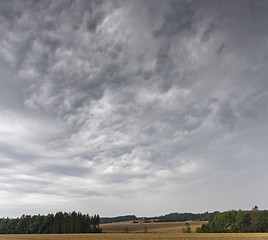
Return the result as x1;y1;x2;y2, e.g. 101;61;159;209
0;211;101;234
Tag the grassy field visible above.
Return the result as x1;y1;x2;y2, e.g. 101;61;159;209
0;233;268;240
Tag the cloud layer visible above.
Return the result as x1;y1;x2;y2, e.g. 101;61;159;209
1;0;268;217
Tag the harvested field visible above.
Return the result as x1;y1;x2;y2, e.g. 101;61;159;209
100;221;206;233
0;233;268;240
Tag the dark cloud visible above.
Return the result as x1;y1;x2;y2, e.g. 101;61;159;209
201;22;216;42
153;0;196;38
0;0;268;217
216;43;225;55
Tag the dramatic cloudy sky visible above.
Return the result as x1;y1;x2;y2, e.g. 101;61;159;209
1;0;268;218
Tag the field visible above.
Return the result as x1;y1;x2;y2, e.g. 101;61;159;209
100;221;205;233
0;233;268;240
0;222;268;240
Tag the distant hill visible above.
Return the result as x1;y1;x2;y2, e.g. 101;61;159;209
100;212;218;224
100;215;137;224
158;212;218;222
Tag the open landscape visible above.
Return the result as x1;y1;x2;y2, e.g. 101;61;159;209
2;221;268;240
1;219;268;239
2;208;268;239
1;1;268;240
0;232;268;240
100;220;205;233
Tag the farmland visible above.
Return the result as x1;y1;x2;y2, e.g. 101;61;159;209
0;232;268;240
100;220;205;233
0;221;268;240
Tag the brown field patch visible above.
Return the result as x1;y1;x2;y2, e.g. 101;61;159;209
100;221;206;233
0;233;268;240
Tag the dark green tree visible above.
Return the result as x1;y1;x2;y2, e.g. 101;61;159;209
182;222;191;233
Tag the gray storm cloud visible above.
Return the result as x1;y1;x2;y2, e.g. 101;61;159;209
0;0;268;217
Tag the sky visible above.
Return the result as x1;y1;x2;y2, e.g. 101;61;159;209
0;0;268;218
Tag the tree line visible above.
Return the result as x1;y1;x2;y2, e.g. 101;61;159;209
158;211;217;222
0;211;101;234
100;212;218;224
196;206;268;233
100;215;137;224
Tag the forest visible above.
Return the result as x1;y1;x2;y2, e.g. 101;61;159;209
100;212;217;224
158;211;217;222
100;215;137;224
196;206;268;233
0;211;101;234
